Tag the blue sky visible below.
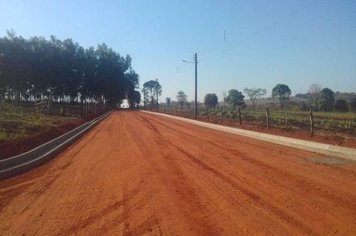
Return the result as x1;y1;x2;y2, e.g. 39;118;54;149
1;0;355;102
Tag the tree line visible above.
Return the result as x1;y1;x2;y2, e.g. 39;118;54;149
298;84;356;112
162;83;356;113
0;30;141;112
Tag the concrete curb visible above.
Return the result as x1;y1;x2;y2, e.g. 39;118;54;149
0;111;112;179
141;111;356;161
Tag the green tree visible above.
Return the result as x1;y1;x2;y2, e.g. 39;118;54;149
243;87;267;109
127;90;141;108
204;93;218;110
225;89;244;110
0;32;139;109
350;97;356;112
272;84;291;108
334;99;349;112
165;97;171;107
176;91;187;109
320;88;335;112
142;80;162;107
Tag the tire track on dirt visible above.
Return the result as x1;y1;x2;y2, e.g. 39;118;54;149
143;113;356;211
130;113;222;235
162;137;318;235
1;111;356;235
138;112;356;234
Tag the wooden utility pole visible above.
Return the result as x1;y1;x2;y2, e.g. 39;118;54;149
182;53;198;119
194;53;198;120
156;78;159;112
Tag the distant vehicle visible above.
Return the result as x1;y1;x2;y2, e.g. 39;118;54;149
120;99;130;109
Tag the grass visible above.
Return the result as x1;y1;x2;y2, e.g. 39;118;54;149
157;106;356;133
0;103;58;142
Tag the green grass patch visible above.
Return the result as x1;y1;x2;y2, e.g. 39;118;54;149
0;103;61;142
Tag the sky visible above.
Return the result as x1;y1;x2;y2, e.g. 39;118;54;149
1;0;355;102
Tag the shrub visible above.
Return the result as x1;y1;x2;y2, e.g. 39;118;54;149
335;99;349;112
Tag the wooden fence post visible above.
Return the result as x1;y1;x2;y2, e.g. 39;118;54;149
309;108;314;137
238;108;242;125
266;108;270;129
220;107;223;124
284;111;288;128
207;106;210;122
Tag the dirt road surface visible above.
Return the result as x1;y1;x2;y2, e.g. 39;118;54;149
1;111;356;235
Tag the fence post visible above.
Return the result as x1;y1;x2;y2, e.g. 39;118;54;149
207;106;210;122
309;108;314;137
48;95;53;115
175;106;177;116
238;108;242;125
220;107;223;124
284;111;288;128
266;108;270;129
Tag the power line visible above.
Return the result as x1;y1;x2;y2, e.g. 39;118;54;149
205;0;317;59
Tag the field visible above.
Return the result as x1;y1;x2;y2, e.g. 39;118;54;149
1;111;356;235
0;103;87;159
156;106;356;148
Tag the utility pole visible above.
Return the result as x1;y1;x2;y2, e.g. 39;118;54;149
194;53;198;119
183;53;198;119
156;78;159;112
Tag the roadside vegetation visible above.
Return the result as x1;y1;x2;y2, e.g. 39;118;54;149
0;31;142;155
0;30;141;112
0;103;77;143
143;82;355;146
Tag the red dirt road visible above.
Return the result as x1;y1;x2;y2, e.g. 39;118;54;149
1;111;356;235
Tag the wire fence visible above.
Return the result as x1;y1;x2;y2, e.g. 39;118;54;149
145;105;356;137
1;101;109;118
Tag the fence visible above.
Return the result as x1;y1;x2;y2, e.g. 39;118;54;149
147;105;356;137
2;101;108;118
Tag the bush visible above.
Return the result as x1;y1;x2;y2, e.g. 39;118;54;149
334;99;349;112
351;97;356;112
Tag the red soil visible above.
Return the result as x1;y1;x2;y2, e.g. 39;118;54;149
0;111;356;235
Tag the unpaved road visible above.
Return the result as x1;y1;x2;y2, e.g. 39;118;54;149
1;111;356;235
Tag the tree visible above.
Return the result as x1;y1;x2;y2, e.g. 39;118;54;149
334;99;349;112
142;80;162;107
165;97;171;107
320;88;335;112
127;90;141;108
308;83;322;110
204;93;218;110
0;32;139;109
272;84;291;108
243;88;267;109
176;91;187;109
225;89;244;110
351;97;356;112
221;90;227;106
